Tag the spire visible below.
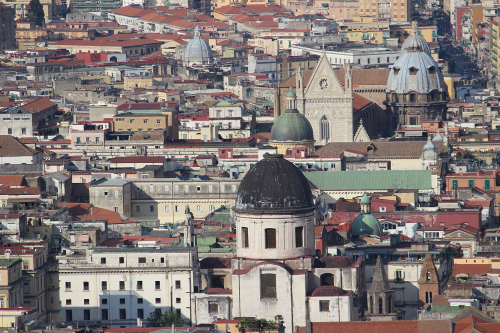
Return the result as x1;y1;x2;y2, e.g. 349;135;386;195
413;23;418;36
370;256;391;292
194;26;201;38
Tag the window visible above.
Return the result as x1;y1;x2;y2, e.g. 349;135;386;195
22;128;26;134
468;179;474;187
452;180;458;189
485;179;490;190
7;128;12;134
119;309;126;320
165;205;170;212
197;205;202;212
209;302;219;313
242;227;249;248
138;257;146;264
120;298;125;304
137;281;143;290
295;227;303;248
102;281;107;291
176;298;181;304
395;270;404;282
261;273;276;298
119;281;125;290
175;280;181;289
265;229;276;249
138;298;144;304
101;258;106;264
129;119;135;124
150;205;154;212
137;309;144;319
161;257;165;263
23;282;30;294
143;119;148;124
102;309;108;320
119;257;124;264
320;273;334;286
156;281;161;290
66;299;71;305
320;116;330;141
175;205;180;212
65;282;71;290
155;298;161;304
83;282;89;291
84;299;89;305
102;299;107;305
320;300;330;312
136;205;140;213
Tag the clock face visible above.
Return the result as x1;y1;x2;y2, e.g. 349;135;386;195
319;78;329;89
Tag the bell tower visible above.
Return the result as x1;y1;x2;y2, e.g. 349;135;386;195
418;254;440;306
366;256;396;321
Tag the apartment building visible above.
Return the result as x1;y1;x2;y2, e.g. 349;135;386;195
0;257;24;308
58;246;200;327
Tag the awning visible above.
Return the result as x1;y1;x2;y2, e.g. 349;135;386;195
7;198;42;203
79;235;90;243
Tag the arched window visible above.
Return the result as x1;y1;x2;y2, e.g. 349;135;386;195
370;296;374;314
320;273;334;286
320;116;330;141
246;88;252;98
378;296;383;314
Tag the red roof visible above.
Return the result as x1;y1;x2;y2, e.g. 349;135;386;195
452;264;491;276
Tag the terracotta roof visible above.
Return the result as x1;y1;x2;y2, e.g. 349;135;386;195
314;256;355;268
200;257;232;269
0;187;40;195
215;4;290;15
298;320;450;333
77;207;139;225
51;37;162;48
57;202;92;215
0;175;26;187
451;264;491;276
20;97;56;113
206;288;232;295
317;141;449;158
352;93;372;113
110;6;156;17
308;286;347;297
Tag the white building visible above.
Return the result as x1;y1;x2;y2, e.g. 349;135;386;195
58;246;200;327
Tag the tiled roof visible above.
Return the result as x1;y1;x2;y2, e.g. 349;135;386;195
0;186;40;195
77;207;139;225
308;286;347;297
57;202;92;215
299;320;449;333
352;93;372;113
51;37;162;48
200;257;232;269
0;175;26;187
110;6;156;17
451;264;491;276
317;141;449;158
20;97;56;113
314;256;355;268
0;135;36;157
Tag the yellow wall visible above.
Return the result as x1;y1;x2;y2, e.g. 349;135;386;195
113;114;170;132
390;24;437;43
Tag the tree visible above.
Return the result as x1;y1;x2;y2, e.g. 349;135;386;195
146;310;184;327
26;0;45;27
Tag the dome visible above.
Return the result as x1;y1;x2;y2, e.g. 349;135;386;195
360;193;371;204
350;214;382;237
432;129;444;142
286;88;297;98
401;25;431;56
423;136;436;151
309;286;347;297
270;109;314;142
183;26;213;65
234;154;316;214
386;50;446;95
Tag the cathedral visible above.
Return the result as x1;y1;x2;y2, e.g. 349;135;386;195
274;25;448;144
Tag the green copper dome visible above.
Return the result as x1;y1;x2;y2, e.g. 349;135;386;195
350;214;382;237
286;88;297;98
271;109;314;142
360;193;371;204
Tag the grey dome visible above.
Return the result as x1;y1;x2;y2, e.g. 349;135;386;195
183;26;213;65
432;129;444;142
234;154;316;214
387;49;446;94
401;25;431;56
270;109;314;142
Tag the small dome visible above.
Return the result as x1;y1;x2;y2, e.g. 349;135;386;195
423;137;436;150
286;87;297;98
360;193;371;204
270;109;314;142
309;286;347;297
234;154;315;214
401;25;431;56
432;129;444;142
351;214;382;237
183;26;213;65
386;50;446;95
